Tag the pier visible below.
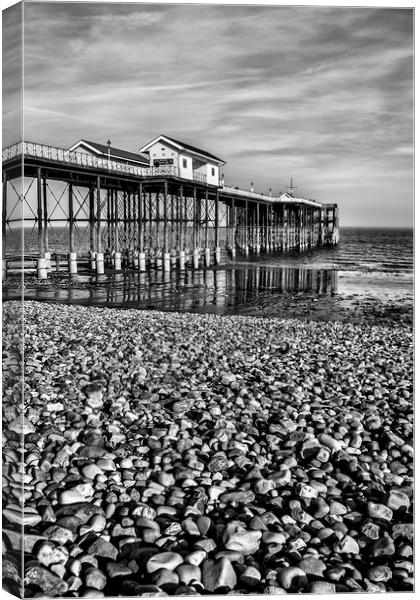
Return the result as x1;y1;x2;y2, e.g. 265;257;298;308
2;138;339;279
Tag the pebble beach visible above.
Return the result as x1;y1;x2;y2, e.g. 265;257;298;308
2;300;413;596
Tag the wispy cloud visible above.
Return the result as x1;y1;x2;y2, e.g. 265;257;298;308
1;3;413;226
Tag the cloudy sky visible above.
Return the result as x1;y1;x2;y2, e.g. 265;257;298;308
3;2;414;226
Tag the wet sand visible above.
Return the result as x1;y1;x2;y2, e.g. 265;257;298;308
2;265;413;326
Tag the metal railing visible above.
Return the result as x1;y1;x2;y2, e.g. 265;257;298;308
221;184;322;208
193;172;207;183
2;141;194;180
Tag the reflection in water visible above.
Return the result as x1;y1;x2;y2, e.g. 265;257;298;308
11;265;337;315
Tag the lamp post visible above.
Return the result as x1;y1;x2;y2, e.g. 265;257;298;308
107;139;111;170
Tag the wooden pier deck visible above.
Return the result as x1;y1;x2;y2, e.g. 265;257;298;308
2;141;339;278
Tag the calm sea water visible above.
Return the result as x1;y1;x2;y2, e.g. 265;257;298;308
4;227;413;317
238;227;413;274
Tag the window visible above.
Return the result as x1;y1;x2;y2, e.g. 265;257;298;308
183;158;187;168
211;167;215;176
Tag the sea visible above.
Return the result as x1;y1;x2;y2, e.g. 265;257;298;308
3;227;414;321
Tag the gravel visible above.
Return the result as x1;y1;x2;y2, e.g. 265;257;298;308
2;300;413;596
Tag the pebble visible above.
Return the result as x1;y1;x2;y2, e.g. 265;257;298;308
146;552;184;574
277;566;308;591
387;489;410;511
87;538;118;560
25;564;69;596
239;566;261;587
333;535;360;555
223;527;261;554
367;501;393;521
84;567;107;590
297;557;326;578
308;581;336;593
59;483;94;505
3;301;413;597
202;558;237;592
371;534;396;558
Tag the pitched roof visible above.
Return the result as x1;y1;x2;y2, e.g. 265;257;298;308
139;135;225;164
70;140;150;165
165;136;225;164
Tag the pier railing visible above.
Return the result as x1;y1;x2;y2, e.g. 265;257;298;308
2;141;208;182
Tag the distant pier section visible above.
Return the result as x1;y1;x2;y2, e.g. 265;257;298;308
2;135;339;278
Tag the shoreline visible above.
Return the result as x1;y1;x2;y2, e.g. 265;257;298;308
3;301;413;596
2;265;413;327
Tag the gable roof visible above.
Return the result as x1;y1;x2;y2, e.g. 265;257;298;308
139;135;225;164
69;140;150;165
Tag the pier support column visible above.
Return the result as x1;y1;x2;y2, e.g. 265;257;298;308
256;202;260;253
69;252;77;274
45;251;52;273
230;197;236;255
215;191;219;260
55;253;60;273
138;182;144;256
37;257;47;279
193;248;200;269
89;188;95;260
42;176;49;262
2;174;7;281
114;251;122;271
96;252;104;274
164;252;171;272
215;247;221;265
139;251;146;272
37;168;44;264
204;247;211;267
204;189;209;253
179;250;186;271
265;205;270;253
244;200;249;255
68;182;75;273
96;176;102;255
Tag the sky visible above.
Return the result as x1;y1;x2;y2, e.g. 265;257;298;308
2;2;414;227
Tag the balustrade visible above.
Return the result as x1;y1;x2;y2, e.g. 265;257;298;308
2;141;181;179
